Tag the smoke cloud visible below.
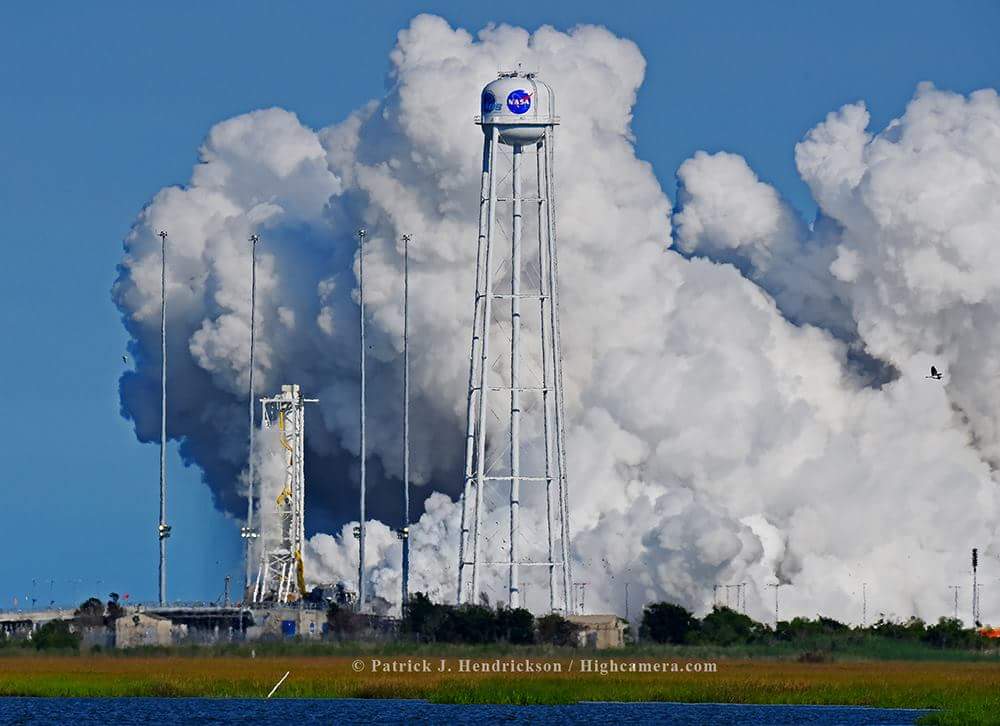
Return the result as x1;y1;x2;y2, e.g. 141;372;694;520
114;16;1000;624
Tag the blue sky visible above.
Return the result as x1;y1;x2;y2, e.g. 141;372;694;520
0;1;997;607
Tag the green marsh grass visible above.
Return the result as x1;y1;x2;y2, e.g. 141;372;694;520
3;650;1000;722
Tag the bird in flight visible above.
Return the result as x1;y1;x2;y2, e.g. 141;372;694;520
926;365;943;380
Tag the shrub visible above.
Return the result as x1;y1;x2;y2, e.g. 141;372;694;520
33;620;81;651
496;607;535;644
640;602;698;644
698;606;765;646
403;592;445;641
436;605;497;643
536;613;579;646
74;597;105;628
923;617;976;648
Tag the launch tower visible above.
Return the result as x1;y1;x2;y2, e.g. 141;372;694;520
252;384;317;604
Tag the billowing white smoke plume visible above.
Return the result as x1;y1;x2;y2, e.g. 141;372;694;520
114;15;1000;624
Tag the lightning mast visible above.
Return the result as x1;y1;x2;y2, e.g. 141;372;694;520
973;548;980;626
243;233;260;596
769;583;781;630
157;229;171;606
401;233;411;611
357;228;367;612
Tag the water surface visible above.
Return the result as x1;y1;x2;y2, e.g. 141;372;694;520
0;698;931;724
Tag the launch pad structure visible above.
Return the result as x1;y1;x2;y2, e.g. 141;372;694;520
252;384;318;604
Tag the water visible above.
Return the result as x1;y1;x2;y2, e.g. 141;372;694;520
0;698;931;725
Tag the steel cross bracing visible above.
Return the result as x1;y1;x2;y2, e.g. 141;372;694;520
457;124;573;614
252;384;318;604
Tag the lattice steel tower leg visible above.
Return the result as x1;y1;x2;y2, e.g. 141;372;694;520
457;71;572;614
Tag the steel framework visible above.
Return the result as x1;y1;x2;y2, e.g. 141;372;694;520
252;384;318;604
457;74;572;613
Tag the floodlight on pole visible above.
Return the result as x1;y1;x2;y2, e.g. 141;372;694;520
401;233;411;614
973;547;979;626
157;229;171;606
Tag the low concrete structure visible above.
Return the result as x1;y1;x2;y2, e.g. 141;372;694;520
247;607;327;640
568;614;627;649
0;609;75;638
115;612;186;648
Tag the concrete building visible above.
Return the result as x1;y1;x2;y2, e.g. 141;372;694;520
567;614;627;649
115;612;186;648
246;607;327;640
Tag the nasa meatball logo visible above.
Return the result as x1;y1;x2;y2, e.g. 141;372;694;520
481;91;497;115
506;89;532;114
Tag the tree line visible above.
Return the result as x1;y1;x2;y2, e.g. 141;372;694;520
639;601;989;649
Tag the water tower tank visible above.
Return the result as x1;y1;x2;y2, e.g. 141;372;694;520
479;72;557;145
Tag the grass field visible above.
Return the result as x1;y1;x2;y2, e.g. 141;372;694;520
2;652;1000;724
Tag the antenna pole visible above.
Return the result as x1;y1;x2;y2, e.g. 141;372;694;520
401;234;411;612
157;229;170;606
949;585;960;622
358;229;367;612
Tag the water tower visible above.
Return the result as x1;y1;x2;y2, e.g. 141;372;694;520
456;71;573;613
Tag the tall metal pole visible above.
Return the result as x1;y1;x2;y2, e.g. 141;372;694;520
401;234;411;611
769;583;780;630
544;127;572;615
358;229;367;612
245;234;259;595
862;582;867;627
157;230;169;607
471;126;499;602
972;547;979;625
509;144;523;609
949;585;960;622
537;140;556;614
457;137;492;605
